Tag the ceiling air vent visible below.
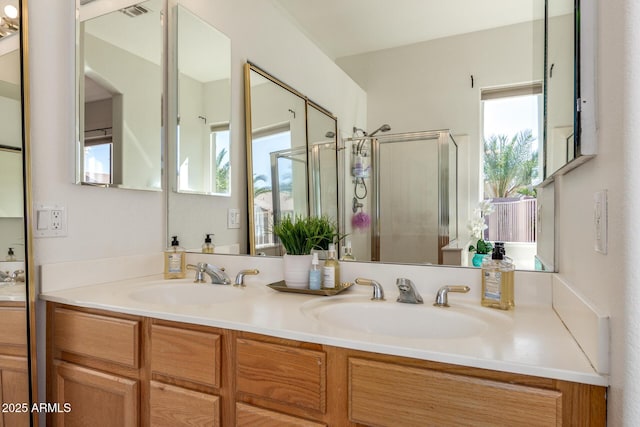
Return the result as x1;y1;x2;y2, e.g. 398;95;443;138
120;4;150;18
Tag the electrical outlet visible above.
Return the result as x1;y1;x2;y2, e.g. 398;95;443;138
34;203;67;238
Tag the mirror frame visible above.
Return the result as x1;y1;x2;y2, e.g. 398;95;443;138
17;0;39;423
244;62;339;256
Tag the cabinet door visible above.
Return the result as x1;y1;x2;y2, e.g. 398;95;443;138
236;403;326;427
0;355;29;427
53;360;138;427
150;381;219;426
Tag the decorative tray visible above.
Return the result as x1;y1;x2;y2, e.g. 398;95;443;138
266;281;354;296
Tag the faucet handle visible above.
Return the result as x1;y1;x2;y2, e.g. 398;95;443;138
434;285;470;307
355;277;385;301
234;269;259;287
187;264;206;283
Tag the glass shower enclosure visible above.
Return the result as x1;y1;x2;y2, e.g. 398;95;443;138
345;130;458;264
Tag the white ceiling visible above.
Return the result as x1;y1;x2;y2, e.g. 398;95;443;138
274;0;572;60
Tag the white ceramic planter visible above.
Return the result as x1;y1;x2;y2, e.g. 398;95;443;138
283;254;312;289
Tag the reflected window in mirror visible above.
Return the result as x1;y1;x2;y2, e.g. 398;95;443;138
480;84;543;270
76;0;162;191
175;4;231;197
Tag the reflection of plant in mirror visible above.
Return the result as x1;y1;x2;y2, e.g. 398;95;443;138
483;130;538;198
273;215;340;255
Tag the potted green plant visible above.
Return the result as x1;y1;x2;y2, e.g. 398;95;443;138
469;239;493;267
273;215;340;288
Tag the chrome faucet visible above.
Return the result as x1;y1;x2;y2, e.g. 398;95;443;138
433;285;471;307
187;263;232;285
234;269;259;287
355;277;385;301
395;278;423;304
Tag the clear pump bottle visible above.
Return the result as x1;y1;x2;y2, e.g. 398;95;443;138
309;252;322;290
164;236;186;279
322;244;340;289
202;234;215;254
481;242;514;310
6;248;16;261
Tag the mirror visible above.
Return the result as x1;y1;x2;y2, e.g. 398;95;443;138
545;0;576;176
174;4;231;196
544;0;596;179
165;1;584;272
245;64;338;256
168;2;239;253
76;0;162;191
0;0;33;424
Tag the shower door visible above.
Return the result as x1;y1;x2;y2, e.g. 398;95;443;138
372;131;457;264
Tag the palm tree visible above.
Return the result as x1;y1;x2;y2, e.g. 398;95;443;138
215;148;230;193
483;130;538;198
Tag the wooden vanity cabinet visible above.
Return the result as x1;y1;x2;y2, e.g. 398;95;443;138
0;302;29;427
149;321;223;426
46;303;606;426
47;304;143;427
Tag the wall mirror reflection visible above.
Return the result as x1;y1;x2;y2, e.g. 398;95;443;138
166;1;582;272
246;64;338;256
0;1;31;424
545;0;577;177
76;0;162;191
175;4;231;196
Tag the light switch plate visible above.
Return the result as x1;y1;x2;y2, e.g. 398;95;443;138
594;190;607;254
228;208;241;229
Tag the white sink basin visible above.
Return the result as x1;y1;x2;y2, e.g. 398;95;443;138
128;282;244;306
301;297;508;340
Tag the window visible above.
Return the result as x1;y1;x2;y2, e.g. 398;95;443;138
480;84;541;262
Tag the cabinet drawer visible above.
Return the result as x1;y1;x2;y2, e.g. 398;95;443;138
151;324;221;388
53;308;140;368
150;381;220;426
236;338;326;413
236;403;326;427
349;358;562;427
0;306;27;350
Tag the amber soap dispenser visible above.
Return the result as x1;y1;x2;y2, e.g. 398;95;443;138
164;236;186;279
480;242;514;310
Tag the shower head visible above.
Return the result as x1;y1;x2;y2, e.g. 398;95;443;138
368;124;391;137
325;131;336;138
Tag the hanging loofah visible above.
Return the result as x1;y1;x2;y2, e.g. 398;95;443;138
352;211;371;230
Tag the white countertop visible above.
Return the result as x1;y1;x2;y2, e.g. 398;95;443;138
40;274;607;387
0;282;26;302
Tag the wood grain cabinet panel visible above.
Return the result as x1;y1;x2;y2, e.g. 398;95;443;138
0;355;30;427
53;360;138;427
0;306;27;356
150;380;220;427
53;308;140;368
236;402;326;427
349;358;562;427
151;324;221;388
236;338;326;413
